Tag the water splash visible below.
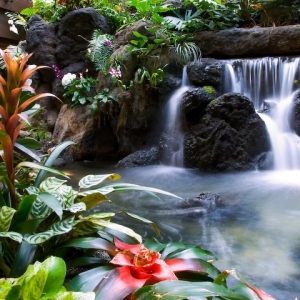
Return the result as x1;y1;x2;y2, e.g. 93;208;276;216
224;57;300;170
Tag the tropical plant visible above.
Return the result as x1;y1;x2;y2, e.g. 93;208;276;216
65;236;276;300
5;12;27;35
137;66;165;86
0;50;62;208
125;0;174;20
178;0;242;31
20;0;68;23
0;256;95;299
86;30;114;72
0;166;181;277
94;88;118;103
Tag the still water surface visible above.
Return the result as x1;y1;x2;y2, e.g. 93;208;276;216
63;161;300;299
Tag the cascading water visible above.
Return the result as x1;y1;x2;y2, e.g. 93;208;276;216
223;57;300;169
161;66;190;167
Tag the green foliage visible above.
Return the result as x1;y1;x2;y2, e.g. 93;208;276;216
125;0;174;20
203;86;215;94
21;0;68;23
176;0;242;31
86;30;114;72
0;256;95;299
137;66;165;86
63;76;97;106
94;88;118;104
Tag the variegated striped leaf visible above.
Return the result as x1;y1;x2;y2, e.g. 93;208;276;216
24;230;54;244
72;220;105;236
58;185;77;205
50;217;74;235
78;186;114;196
0;206;16;232
64;202;86;213
78;174;121;189
39;177;67;193
81;212;115;221
26;186;40;195
0;231;23;243
30;193;64;219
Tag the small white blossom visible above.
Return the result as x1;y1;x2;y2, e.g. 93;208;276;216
62;73;76;86
8;20;13;25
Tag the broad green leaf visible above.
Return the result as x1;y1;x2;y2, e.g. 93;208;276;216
78;174;121;189
40;177;68;193
15;194;37;225
49;218;74;236
119;211;160;236
65;266;114;292
15;138;43;149
77;193;109;210
133;281;249;300
0;231;23;243
16;161;69;180
143;237;166;253
79;219;142;243
14;218;43;235
65;202;86;213
78;186;113;197
14;142;41;162
0;285;21;300
9;241;37;277
59;238;117;256
106;183;183;199
0;206;16;231
34;141;74;187
161;242;195;260
34;192;64;219
165;246;216;261
42;256;66;298
66;257;107;268
24;230;55;244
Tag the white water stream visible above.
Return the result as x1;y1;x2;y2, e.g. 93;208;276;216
161;66;190;166
224;57;300;170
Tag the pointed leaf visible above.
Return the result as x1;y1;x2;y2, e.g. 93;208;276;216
14;142;41;162
16;161;69;179
15;138;42;150
0;206;16;231
77;193;109;210
133;281;249;300
65;266;114;292
79;174;121;189
34;141;74;187
36;192;64;219
0;231;23;243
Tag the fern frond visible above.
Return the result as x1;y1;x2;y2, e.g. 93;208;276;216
86;30;114;72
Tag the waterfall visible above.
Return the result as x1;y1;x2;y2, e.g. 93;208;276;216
224;57;300;170
161;66;190;167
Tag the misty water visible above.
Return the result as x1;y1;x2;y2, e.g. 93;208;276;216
63;57;300;299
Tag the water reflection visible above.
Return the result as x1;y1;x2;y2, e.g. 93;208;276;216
62;162;300;299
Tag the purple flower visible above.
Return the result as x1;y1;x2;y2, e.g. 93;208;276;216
106;40;112;47
52;64;63;80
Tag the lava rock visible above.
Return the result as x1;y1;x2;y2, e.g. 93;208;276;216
184;93;271;171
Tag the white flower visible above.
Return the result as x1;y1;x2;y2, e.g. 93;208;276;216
62;73;76;86
8;20;13;25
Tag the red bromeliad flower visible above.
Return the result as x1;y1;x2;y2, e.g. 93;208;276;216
110;238;177;284
92;237;276;300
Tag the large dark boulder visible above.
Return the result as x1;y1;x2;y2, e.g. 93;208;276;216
195;25;300;58
56;8;111;67
290;90;300;137
116;147;159;167
187;59;224;88
184;93;271;171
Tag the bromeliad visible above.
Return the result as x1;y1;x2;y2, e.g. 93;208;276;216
66;236;276;300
